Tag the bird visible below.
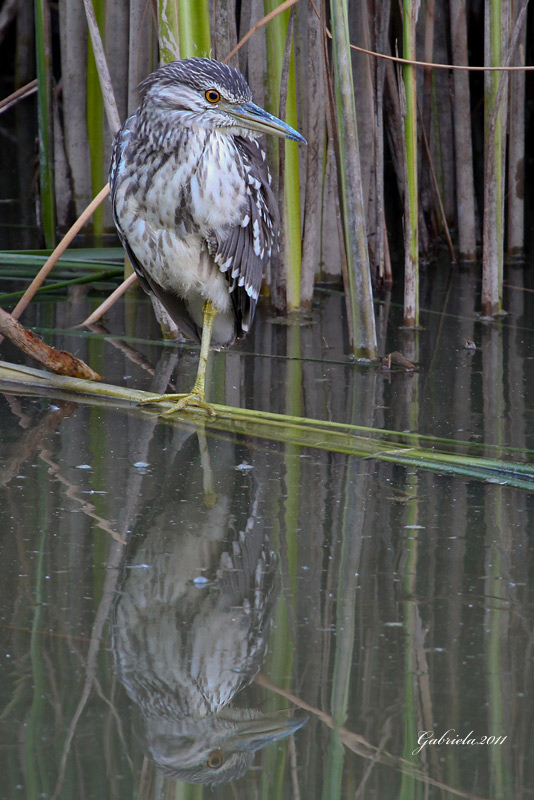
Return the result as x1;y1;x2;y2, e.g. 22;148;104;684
109;57;306;414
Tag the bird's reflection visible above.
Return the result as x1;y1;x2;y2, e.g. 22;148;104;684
112;429;305;784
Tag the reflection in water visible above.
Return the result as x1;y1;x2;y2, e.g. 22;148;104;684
112;430;305;784
3;278;534;798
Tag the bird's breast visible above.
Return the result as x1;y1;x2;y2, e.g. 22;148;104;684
112;124;253;344
124;128;248;234
189;133;248;231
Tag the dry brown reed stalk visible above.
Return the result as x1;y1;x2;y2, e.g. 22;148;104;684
0;79;37;114
0;307;100;379
223;0;299;62
82;0;122;134
77;271;138;327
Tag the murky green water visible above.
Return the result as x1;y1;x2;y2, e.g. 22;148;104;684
1;266;534;799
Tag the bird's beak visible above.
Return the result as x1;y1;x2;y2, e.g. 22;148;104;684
228;102;307;144
229;711;308;753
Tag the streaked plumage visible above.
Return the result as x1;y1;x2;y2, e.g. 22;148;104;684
112;433;306;784
110;58;305;354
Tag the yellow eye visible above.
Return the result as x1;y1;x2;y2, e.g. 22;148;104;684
207;750;223;769
205;89;221;104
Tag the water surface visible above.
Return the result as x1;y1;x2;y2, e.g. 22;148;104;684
1;267;534;799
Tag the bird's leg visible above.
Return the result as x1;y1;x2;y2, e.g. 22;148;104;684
188;300;217;402
140;300;218;416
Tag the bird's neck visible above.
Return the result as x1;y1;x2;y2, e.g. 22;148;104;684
135;106;209;155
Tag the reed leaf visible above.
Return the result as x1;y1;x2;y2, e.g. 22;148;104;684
2;361;534;490
0;248;124;269
0;270;123;303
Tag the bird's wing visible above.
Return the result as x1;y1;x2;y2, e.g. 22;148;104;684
110;119;202;342
109;117;154;299
210;136;279;336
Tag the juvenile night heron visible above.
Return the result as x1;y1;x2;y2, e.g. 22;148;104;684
110;57;306;413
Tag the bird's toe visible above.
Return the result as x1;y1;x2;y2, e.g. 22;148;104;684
139;392;217;417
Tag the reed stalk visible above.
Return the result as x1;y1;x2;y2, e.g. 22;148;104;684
329;0;377;358
449;0;477;261
211;0;238;63
299;4;325;308
58;2;91;216
264;0;303;312
506;0;526;255
85;0;106;237
402;0;419;327
482;0;506;317
127;0;155;113
34;0;56;247
177;0;211;58
419;0;436;247
374;0;392;284
157;0;181;63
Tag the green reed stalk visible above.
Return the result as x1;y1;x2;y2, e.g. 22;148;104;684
482;0;505;316
283;55;303;311
178;0;211;58
264;0;302;312
402;0;419;327
157;0;181;62
330;0;377;358
34;0;56;248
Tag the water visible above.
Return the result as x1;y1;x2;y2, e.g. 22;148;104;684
1;267;534;799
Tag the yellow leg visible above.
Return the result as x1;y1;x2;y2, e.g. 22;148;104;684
140;300;218;416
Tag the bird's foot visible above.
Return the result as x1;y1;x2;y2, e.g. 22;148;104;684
139;392;217;417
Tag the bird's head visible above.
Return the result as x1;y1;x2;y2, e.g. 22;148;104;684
138;57;306;144
144;708;307;785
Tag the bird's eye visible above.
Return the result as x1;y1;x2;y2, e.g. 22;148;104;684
205;89;221;104
207;750;223;769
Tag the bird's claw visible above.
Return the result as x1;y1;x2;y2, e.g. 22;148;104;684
139;393;217;417
165;393;217;417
